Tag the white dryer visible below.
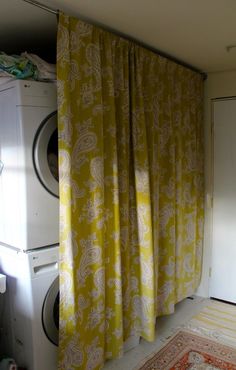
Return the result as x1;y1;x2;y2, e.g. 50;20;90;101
0;245;59;370
0;80;59;250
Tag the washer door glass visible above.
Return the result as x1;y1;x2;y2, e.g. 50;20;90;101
33;111;59;197
42;276;59;346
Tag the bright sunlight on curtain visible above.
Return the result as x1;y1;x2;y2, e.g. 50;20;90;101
57;12;204;370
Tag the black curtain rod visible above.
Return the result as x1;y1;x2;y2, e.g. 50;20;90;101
22;0;58;15
21;0;207;79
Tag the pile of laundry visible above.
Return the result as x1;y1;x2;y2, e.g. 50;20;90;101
0;51;56;82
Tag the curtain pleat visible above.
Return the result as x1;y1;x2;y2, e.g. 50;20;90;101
57;12;204;370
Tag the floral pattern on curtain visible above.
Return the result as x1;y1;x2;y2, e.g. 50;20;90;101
57;12;204;370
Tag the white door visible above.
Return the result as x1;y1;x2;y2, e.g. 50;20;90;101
210;98;236;303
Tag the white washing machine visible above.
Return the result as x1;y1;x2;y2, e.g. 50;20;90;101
0;244;59;370
0;79;59;251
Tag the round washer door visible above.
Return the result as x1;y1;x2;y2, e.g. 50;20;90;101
42;276;59;346
33;111;59;197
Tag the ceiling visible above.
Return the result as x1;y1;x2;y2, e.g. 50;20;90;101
1;0;236;72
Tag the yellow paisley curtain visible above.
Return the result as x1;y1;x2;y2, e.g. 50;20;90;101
57;12;204;370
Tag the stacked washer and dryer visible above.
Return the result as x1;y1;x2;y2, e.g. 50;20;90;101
0;80;59;370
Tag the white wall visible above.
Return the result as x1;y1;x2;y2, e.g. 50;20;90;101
196;70;236;297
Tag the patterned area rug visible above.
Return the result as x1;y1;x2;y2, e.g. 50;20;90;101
135;330;236;369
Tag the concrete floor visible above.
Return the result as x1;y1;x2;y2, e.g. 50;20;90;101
104;296;210;370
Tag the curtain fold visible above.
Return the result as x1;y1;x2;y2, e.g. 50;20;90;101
57;12;204;370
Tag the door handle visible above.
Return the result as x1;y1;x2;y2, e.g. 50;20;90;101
0;160;3;175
